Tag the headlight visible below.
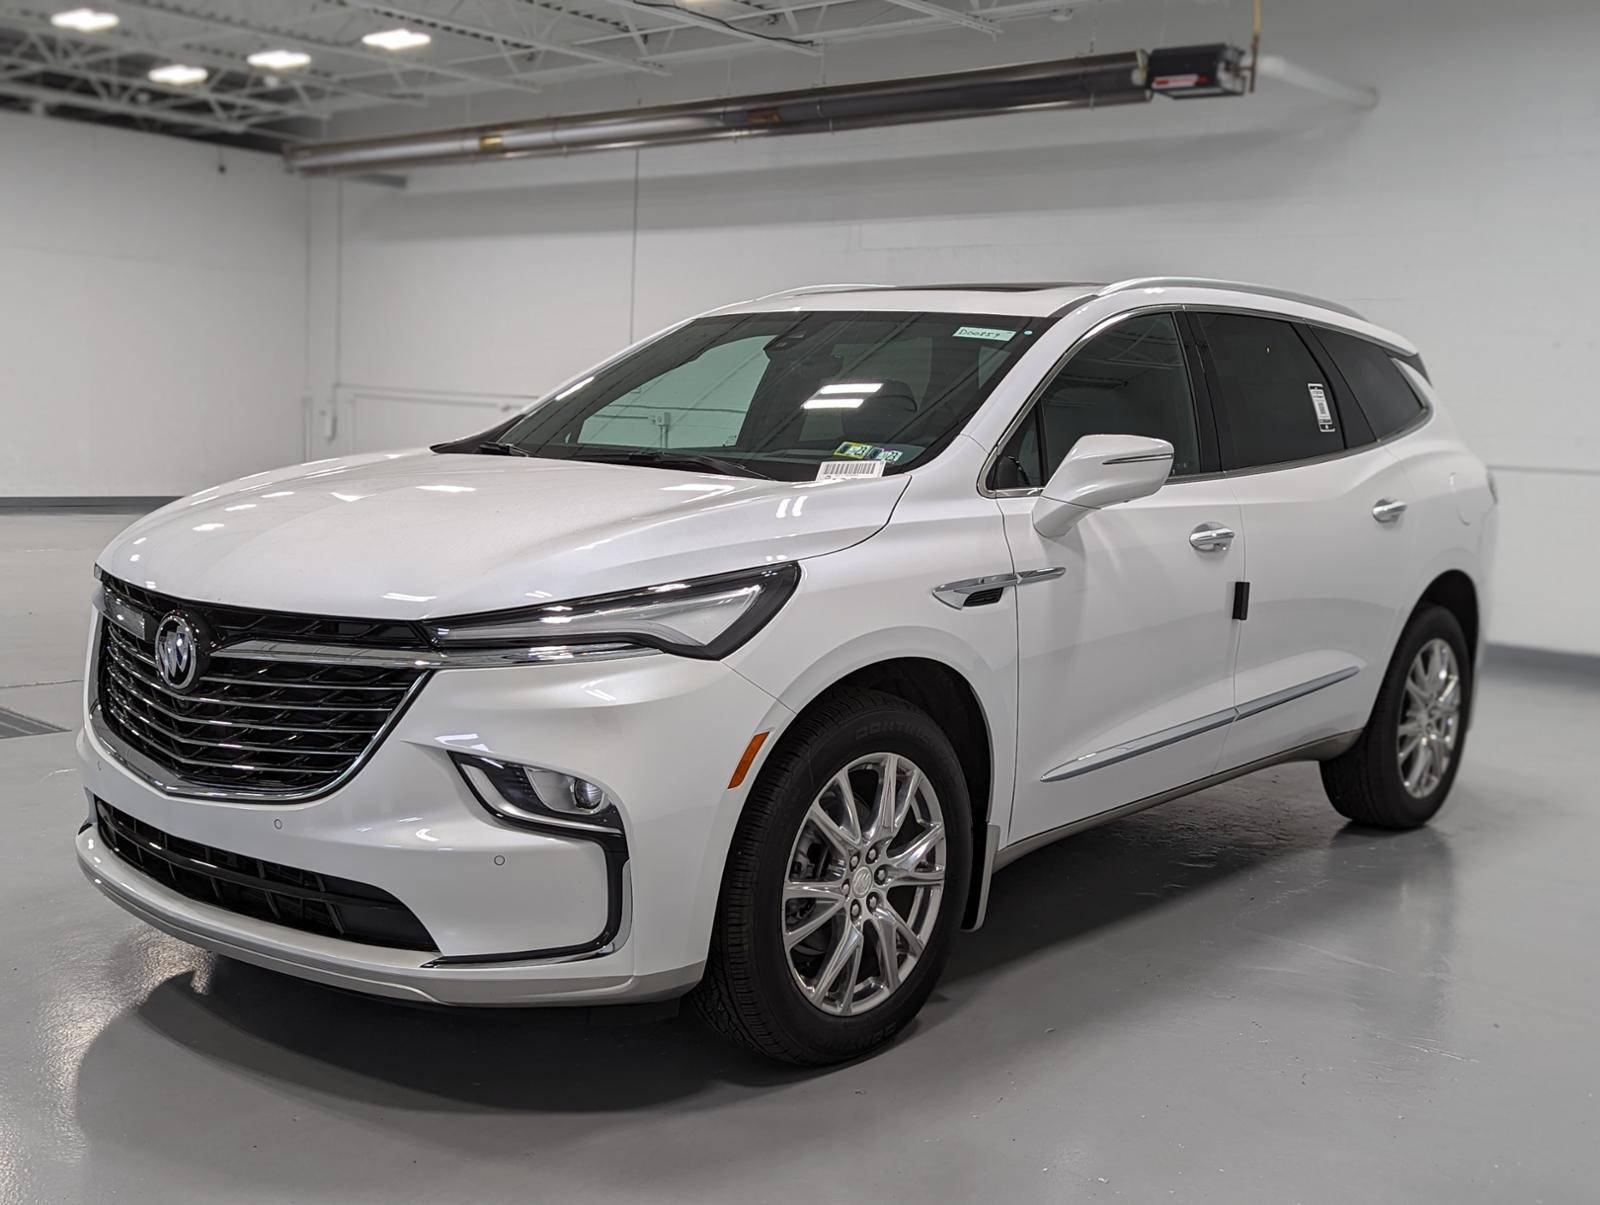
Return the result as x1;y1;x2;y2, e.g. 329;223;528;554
428;562;800;661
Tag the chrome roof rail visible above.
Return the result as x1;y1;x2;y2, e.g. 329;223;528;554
1094;277;1367;321
752;283;892;301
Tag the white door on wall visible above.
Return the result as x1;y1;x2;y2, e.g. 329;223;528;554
306;388;528;460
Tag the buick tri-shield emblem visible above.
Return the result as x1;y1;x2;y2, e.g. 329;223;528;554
153;612;204;691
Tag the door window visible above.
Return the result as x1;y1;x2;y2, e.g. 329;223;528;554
1197;312;1345;470
1316;328;1426;440
991;312;1200;490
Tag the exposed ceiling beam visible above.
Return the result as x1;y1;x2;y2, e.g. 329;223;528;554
427;0;1077;93
0;34;333;122
585;0;821;56
340;0;670;76
0;77;257;135
1;6;431;109
434;0;1088;85
103;0;549;95
877;0;999;34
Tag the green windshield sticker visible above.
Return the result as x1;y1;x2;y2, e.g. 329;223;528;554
834;442;904;463
953;325;1017;342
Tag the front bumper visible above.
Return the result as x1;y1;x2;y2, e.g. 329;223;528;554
78;650;790;1005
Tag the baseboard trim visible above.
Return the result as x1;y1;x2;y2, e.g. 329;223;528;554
0;496;176;513
1485;643;1600;679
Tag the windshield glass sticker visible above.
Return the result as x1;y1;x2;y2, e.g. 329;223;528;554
953;325;1017;343
816;459;887;481
834;441;904;463
1308;383;1336;433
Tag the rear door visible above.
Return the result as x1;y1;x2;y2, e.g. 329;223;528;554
1191;311;1417;773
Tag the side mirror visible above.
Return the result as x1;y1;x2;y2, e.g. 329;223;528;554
1031;434;1174;539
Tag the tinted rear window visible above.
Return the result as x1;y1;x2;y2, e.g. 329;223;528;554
1197;313;1344;469
1318;328;1426;439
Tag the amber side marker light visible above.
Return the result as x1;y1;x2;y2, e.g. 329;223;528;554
728;732;771;789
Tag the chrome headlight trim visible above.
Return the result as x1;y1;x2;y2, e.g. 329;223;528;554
427;562;801;661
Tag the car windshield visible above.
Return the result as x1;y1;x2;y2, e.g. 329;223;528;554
472;310;1053;480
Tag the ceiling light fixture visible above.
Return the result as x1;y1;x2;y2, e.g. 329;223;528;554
50;8;119;33
802;397;867;410
361;27;431;52
148;63;208;86
246;49;312;72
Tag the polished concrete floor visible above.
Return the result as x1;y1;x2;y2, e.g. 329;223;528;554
3;512;1597;1204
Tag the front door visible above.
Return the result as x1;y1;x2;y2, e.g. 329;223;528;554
1000;482;1244;844
988;311;1245;845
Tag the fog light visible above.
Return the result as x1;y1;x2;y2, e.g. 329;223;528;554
572;778;608;812
452;753;623;840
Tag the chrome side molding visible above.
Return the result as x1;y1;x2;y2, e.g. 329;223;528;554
1233;665;1360;719
1041;665;1360;782
932;566;1064;609
1001;729;1364;870
1042;707;1235;782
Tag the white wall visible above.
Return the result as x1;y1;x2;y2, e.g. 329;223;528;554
259;0;1600;654
0;111;309;498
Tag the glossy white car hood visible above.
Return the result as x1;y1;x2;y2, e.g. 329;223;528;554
98;450;909;619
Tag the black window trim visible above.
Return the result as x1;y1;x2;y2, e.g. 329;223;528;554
981;307;1220;497
980;303;1434;493
1302;323;1434;448
1297;322;1375;448
1188;307;1426;478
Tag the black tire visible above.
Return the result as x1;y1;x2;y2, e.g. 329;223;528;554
690;687;972;1065
1320;605;1472;829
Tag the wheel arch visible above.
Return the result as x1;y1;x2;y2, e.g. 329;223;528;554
1415;568;1480;660
759;655;998;930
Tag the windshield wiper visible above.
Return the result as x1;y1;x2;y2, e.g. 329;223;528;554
573;449;772;480
475;440;535;456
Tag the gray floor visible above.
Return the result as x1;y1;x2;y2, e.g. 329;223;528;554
3;513;1597;1204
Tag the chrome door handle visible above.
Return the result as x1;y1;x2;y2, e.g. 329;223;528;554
1189;522;1236;552
1372;498;1408;524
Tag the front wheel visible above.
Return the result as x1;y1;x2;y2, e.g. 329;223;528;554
1321;604;1472;829
691;687;972;1065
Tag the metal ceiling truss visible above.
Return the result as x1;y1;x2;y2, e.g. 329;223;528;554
0;0;1114;147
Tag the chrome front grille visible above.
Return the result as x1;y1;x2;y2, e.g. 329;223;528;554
95;580;428;799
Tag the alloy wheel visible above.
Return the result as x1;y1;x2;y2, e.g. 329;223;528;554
781;753;947;1017
1397;637;1462;798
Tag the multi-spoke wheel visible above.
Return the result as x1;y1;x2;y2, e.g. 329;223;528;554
783;753;946;1016
1397;638;1462;798
692;688;971;1065
1322;605;1472;829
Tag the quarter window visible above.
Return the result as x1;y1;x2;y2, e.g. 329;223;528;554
1317;328;1426;440
991;312;1200;489
1197;312;1344;470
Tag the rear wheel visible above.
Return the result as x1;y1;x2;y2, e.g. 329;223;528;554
691;687;971;1065
1321;605;1472;829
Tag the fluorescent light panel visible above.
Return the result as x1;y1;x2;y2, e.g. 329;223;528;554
50;8;118;33
148;63;208;86
802;397;867;410
361;27;432;51
818;382;882;394
247;49;312;71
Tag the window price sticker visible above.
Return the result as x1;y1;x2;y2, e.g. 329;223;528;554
1308;383;1336;433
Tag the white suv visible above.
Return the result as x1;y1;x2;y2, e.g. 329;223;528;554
77;278;1495;1064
